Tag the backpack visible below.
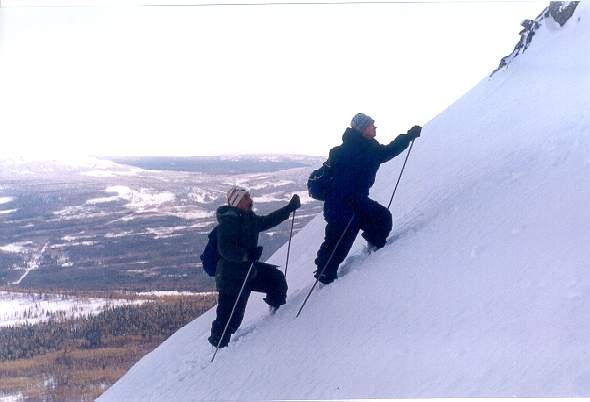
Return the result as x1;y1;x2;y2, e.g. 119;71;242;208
199;226;219;277
307;161;333;201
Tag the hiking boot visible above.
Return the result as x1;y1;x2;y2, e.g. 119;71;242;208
208;335;228;349
263;296;285;308
314;271;336;285
366;242;379;254
269;305;279;314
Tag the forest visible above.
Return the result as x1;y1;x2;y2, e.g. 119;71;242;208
0;293;217;402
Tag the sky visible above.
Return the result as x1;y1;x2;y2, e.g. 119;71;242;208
0;0;544;157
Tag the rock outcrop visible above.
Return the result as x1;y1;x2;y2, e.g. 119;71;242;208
491;1;579;76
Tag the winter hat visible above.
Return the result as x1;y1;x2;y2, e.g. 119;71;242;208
350;113;374;133
227;186;249;207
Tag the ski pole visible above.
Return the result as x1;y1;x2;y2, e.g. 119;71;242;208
296;214;355;318
387;139;415;210
284;211;296;278
210;261;255;363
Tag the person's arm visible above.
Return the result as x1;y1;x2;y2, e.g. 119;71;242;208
217;213;248;263
380;125;421;163
257;195;300;232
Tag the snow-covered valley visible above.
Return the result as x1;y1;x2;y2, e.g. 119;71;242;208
0;155;322;292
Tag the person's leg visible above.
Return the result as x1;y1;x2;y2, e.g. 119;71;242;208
249;263;288;308
358;199;393;249
314;216;360;284
227;291;250;334
209;288;250;348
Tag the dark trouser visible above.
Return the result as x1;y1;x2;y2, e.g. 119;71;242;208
315;198;392;284
209;263;287;347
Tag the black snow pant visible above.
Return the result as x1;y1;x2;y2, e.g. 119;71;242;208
209;262;287;348
314;198;392;284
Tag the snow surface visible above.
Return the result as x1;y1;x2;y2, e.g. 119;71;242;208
0;197;13;205
187;188;219;204
0;156;138;176
99;4;590;400
166;209;215;221
254;190;316;205
86;185;175;210
146;226;185;240
0;291;144;327
52;205;111;221
135;291;217;298
249;179;295;190
79;168;140;178
0;241;33;254
104;231;134;238
0;392;24;402
12;242;49;285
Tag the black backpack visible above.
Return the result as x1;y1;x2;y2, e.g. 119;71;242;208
199;227;219;277
307;161;333;201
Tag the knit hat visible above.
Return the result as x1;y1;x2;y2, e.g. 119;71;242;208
350;113;375;133
227;186;249;207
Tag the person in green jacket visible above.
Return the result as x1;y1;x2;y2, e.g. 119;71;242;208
208;185;301;348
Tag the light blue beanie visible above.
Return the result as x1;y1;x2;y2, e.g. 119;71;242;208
350;113;374;133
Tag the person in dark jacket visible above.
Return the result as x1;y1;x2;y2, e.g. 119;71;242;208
208;186;301;348
314;113;421;285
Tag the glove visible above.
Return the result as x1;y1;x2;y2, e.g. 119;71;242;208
407;125;422;140
247;246;263;263
288;194;301;212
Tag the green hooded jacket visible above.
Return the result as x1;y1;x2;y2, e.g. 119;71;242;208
215;204;292;293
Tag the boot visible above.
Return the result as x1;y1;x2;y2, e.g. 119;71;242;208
208;334;229;348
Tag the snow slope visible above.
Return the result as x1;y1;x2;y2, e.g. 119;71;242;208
99;3;590;400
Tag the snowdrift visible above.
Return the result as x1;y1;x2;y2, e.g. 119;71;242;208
99;2;590;399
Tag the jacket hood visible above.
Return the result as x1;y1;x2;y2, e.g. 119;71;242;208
342;127;363;143
216;205;244;224
342;127;379;147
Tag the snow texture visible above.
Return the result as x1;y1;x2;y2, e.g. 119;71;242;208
0;242;33;254
11;242;49;285
0;156;138;176
135;291;217;298
86;185;175;212
0;392;24;402
0;291;143;328
99;4;590;400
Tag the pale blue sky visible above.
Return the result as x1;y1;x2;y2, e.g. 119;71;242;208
0;0;544;157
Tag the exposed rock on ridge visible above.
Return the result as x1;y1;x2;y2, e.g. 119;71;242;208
491;1;580;76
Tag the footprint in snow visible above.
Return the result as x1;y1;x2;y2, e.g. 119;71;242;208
232;326;257;343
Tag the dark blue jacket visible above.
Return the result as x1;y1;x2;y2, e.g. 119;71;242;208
324;128;413;221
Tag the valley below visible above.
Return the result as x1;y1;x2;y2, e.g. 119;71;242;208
0;155;323;292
